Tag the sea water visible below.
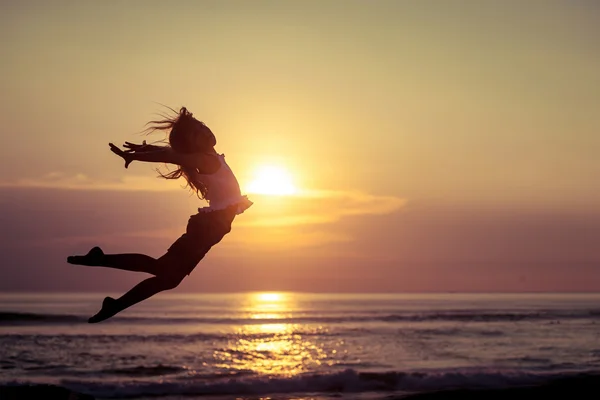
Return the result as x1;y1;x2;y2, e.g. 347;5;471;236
1;292;600;399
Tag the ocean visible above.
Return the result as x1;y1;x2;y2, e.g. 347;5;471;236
1;292;600;399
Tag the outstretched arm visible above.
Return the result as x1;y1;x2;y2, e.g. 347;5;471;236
109;143;219;173
123;141;165;153
109;143;179;168
128;147;179;164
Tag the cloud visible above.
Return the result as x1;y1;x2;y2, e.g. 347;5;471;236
220;229;354;252
3;185;600;292
0;172;183;192
1;173;406;227
238;190;406;227
226;190;405;250
0;174;406;251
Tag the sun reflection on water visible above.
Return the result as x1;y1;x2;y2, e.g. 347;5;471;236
213;292;328;376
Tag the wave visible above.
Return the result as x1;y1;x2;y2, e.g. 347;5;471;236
0;312;82;324
2;309;600;326
0;332;226;342
99;365;185;377
3;371;600;400
397;372;600;400
35;369;600;399
0;327;338;345
0;384;94;400
409;327;505;337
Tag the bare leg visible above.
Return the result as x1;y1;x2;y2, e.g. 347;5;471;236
88;274;183;323
67;247;159;275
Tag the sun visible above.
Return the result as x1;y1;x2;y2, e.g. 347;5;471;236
245;165;297;196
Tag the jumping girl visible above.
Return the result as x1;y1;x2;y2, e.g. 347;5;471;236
67;107;252;323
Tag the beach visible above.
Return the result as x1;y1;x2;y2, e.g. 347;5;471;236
2;292;600;399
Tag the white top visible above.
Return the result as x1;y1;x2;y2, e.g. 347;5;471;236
194;154;252;214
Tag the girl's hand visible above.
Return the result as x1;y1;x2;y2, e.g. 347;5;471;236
123;141;148;153
109;143;134;168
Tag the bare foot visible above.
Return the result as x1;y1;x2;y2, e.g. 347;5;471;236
88;297;121;323
67;247;105;266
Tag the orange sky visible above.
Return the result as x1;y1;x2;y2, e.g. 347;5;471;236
1;0;599;292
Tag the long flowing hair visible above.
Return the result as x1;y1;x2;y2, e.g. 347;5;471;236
144;106;216;199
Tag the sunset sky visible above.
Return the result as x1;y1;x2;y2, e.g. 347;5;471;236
1;0;599;292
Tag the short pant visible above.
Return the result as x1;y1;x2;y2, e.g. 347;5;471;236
166;204;238;276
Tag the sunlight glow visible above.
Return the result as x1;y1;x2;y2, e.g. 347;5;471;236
245;166;297;196
257;292;283;302
212;292;328;376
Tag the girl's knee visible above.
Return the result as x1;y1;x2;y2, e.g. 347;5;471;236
160;274;185;290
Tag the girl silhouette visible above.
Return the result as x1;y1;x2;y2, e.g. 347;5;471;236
68;107;252;323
